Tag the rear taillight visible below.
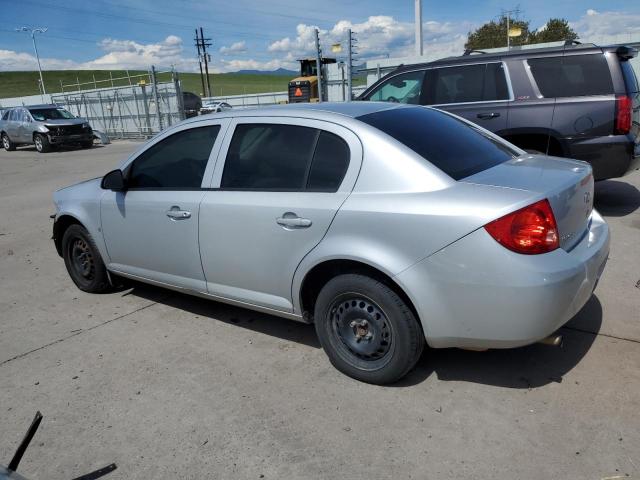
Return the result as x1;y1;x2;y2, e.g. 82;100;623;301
615;95;632;134
485;199;559;255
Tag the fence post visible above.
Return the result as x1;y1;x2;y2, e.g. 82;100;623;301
150;65;163;131
140;84;152;136
173;68;185;121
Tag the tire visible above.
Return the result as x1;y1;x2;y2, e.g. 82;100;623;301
34;133;51;153
2;133;16;151
81;140;93;149
314;274;425;384
62;224;112;293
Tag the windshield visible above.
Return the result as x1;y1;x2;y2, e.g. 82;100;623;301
357;107;517;180
29;108;76;121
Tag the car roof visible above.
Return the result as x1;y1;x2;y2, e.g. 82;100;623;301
392;43;614;72
24;104;62;110
193;101;400;121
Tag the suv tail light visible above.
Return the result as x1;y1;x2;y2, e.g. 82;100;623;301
615;95;632;135
485;199;559;254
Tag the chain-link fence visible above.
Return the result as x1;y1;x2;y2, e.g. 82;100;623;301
51;69;184;139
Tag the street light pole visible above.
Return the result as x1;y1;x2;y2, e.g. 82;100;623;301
16;26;48;99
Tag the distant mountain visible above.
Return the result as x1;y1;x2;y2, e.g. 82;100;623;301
233;68;297;76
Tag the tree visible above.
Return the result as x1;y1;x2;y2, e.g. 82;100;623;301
530;18;578;44
465;15;531;50
465;15;578;51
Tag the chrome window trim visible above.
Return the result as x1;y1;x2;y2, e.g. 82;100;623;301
365;61;514;106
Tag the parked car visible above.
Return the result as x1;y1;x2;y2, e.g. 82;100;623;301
200;101;232;114
359;43;640;180
182;92;202;118
51;102;609;384
0;105;93;153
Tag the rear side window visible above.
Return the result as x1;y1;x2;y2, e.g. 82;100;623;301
128;126;220;189
527;54;614;97
423;63;509;105
1;110;10;121
221;124;350;191
307;131;350;191
358;107;516;180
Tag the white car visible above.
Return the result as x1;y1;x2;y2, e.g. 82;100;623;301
200;101;232;114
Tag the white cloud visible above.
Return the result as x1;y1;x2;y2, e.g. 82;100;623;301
268;16;472;62
218;57;293;72
571;9;640;44
219;41;247;55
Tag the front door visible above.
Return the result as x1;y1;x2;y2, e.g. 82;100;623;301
199;118;362;312
100;122;226;291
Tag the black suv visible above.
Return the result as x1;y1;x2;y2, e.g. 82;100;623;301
359;43;639;180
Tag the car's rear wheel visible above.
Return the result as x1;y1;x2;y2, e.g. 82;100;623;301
314;274;424;384
2;133;16;151
62;224;112;293
34;133;51;153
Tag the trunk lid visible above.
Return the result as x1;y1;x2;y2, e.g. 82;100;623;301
462;155;594;250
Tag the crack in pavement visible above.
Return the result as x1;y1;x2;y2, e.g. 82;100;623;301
0;300;161;367
2;297;638;368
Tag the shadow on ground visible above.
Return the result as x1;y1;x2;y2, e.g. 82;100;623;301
125;281;602;390
595;179;640;217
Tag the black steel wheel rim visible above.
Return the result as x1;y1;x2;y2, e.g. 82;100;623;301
328;294;393;362
70;237;95;280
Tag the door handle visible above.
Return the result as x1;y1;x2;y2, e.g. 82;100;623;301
276;213;312;229
477;112;500;119
166;206;191;220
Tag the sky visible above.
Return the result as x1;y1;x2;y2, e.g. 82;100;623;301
1;0;639;73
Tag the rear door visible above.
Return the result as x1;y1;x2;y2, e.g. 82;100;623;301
422;62;510;133
199;117;362;312
17;109;33;143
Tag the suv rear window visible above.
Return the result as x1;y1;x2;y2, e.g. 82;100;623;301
358;107;517;180
527;54;613;97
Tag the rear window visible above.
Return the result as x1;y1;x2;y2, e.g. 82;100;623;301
527;54;613;97
358;107;517;180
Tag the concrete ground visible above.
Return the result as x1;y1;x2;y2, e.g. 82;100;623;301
0;141;638;480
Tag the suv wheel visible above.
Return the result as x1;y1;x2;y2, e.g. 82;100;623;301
2;133;16;151
62;224;112;293
34;133;51;153
314;273;424;384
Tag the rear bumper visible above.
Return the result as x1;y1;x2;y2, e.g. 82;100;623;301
566;134;639;180
395;209;610;349
47;133;93;145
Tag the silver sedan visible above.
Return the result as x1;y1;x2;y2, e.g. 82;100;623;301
52;102;609;384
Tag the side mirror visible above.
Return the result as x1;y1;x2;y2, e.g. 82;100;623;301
101;169;126;191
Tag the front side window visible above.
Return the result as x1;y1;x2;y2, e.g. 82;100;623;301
221;124;350;192
29;108;76;121
365;70;425;104
527;54;614;97
128;126;220;189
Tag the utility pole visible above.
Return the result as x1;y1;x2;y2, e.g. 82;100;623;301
194;29;206;96
200;27;212;98
314;28;323;102
415;0;423;56
347;29;357;102
16;26;47;100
